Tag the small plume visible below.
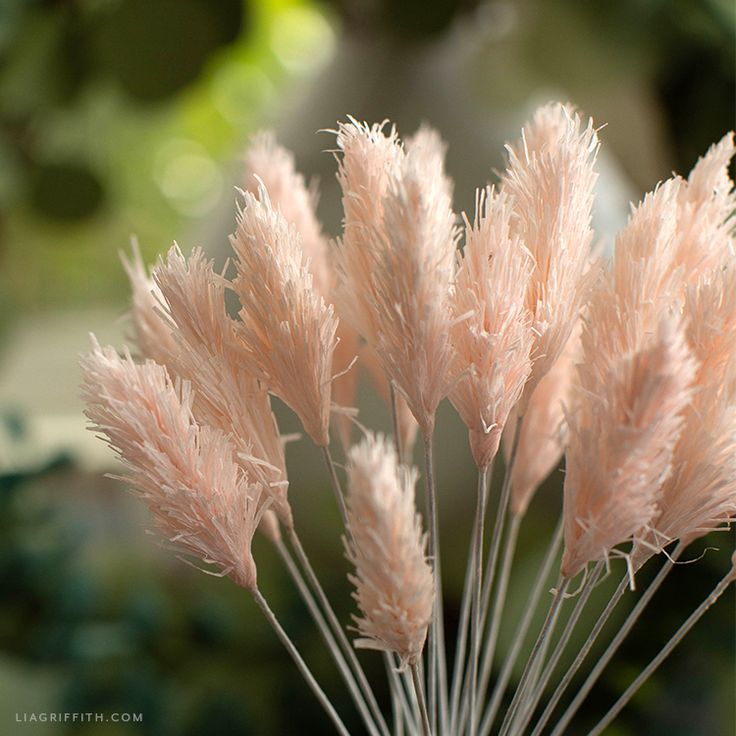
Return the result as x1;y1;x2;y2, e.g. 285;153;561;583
81;342;267;590
335;119;457;434
230;185;339;447
502;103;600;406
344;433;434;668
450;187;534;469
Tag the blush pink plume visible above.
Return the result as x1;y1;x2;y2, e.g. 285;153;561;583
335;119;457;434
81;343;268;590
230;185;339;447
502;103;599;407
562;315;696;579
450;187;534;470
152;245;291;527
345;433;434;667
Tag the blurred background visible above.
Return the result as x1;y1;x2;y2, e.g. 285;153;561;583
0;0;734;734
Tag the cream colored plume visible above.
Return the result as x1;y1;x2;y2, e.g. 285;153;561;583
562;315;696;579
81;342;268;590
151;245;291;527
345;433;434;667
502;103;599;406
450;187;534;469
508;323;581;517
335;119;457;434
230;185;339;447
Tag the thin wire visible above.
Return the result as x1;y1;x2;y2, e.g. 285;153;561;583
498;576;570;736
252;587;351;736
321;444;351;534
288;527;390;736
448;466;491;734
411;660;433;736
468;465;490;736
550;545;683;736
276;538;381;736
389;382;406;463
587;569;736;736
479;517;563;736
423;430;448;735
514;561;604;734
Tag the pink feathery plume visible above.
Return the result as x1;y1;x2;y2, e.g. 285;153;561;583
672;132;735;278
561;314;696;580
230;185;339;447
634;266;736;562
508;322;581;517
151;245;291;527
81;342;268;590
502;103;600;408
244;132;359;452
334;119;405;345
120;239;178;365
243;131;332;296
344;433;434;668
449;187;534;470
335;119;457;434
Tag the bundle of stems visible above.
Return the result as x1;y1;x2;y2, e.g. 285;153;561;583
82;105;736;735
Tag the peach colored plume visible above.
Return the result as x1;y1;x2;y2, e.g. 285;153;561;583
449;187;534;469
502;103;599;407
508;322;581;517
634;265;736;562
151;245;291;527
81;342;268;590
344;433;434;668
243;131;332;296
671;132;735;280
243;132;360;452
121;239;178;366
230;184;339;447
562;315;696;579
335;119;457;434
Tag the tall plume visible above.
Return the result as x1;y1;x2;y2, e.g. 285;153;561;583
81;343;267;590
243;132;359;451
344;433;434;667
502;103;599;407
335;119;457;434
450;187;534;469
230;185;339;447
